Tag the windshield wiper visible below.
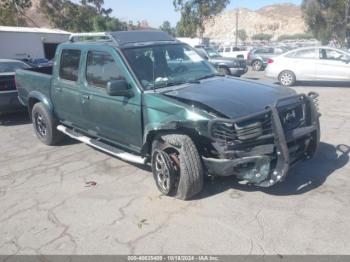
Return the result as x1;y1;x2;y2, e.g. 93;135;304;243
196;73;223;81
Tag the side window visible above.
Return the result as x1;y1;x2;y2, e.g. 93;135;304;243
293;49;316;59
59;49;81;81
86;51;125;89
218;48;223;53
320;49;348;61
224;47;231;52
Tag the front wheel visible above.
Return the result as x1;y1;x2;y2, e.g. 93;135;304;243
151;134;204;200
278;70;296;86
218;67;230;76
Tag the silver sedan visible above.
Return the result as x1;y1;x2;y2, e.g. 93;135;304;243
265;46;350;86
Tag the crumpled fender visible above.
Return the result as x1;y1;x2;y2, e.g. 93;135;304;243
141;92;213;155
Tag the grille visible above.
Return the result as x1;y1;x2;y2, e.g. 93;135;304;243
211;112;272;145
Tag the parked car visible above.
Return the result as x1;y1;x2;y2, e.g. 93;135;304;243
217;46;250;60
265;46;350;86
0;59;30;114
247;47;287;71
16;31;320;200
195;47;248;77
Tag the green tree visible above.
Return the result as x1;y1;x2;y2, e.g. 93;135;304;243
159;21;176;36
237;29;247;42
252;33;272;41
302;0;349;45
0;0;32;26
173;0;230;37
278;32;314;41
40;0;127;32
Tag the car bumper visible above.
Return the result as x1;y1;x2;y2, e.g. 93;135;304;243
203;92;320;187
229;67;248;76
0;91;25;114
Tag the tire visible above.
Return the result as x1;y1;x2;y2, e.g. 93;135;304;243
278;70;296;86
31;102;64;145
218;67;230;76
252;60;263;71
151;134;204;200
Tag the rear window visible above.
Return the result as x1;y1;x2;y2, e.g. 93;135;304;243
59;49;81;82
291;49;316;59
0;62;28;73
255;48;273;54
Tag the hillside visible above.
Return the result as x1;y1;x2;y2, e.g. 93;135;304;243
204;3;307;41
25;0;51;27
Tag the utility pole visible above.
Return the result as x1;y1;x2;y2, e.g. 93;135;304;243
235;9;238;47
346;0;350;49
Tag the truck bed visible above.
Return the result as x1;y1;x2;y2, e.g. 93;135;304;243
16;66;53;107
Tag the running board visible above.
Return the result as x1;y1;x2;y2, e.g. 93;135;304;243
57;125;146;165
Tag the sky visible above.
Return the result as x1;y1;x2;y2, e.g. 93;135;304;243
101;0;302;28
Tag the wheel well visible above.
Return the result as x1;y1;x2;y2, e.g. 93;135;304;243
252;59;261;65
28;98;41;117
142;129;211;158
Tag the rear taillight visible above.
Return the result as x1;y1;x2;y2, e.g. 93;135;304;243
267;58;274;64
14;75;17;89
247;52;251;60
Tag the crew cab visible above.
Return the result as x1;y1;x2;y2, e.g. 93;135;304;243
16;31;321;200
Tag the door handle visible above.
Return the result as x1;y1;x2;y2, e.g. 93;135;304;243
55;87;62;93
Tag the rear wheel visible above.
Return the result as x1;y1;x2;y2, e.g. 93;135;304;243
252;60;263;71
32;102;64;145
278;70;296;86
151;134;204;200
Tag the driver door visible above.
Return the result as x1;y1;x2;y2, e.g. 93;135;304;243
317;48;350;81
80;47;143;152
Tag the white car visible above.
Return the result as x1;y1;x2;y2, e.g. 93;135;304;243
265;46;350;86
217;46;250;60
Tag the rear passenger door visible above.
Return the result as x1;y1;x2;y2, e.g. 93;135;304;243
81;48;143;151
317;48;350;81
51;49;87;128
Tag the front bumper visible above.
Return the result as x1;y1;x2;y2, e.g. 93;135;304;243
203;92;320;187
0;91;24;114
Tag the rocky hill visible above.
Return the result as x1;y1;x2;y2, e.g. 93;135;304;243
24;0;51;27
204;3;307;42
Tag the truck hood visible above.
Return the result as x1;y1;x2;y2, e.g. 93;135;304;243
164;77;296;119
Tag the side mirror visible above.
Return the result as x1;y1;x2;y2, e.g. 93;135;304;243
107;79;133;98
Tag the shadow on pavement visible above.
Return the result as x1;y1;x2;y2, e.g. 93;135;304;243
196;142;350;199
0;111;30;126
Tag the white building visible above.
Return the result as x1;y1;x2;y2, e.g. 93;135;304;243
0;26;70;60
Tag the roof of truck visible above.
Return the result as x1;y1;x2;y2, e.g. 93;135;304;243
69;30;179;48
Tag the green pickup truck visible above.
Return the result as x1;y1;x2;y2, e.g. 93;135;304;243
16;31;321;200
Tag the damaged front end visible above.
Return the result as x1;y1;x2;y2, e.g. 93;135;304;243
203;92;320;187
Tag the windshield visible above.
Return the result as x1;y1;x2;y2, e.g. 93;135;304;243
123;44;217;90
0;62;29;73
205;48;221;58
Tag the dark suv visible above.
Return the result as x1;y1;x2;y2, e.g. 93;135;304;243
195;47;248;77
248;47;287;71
